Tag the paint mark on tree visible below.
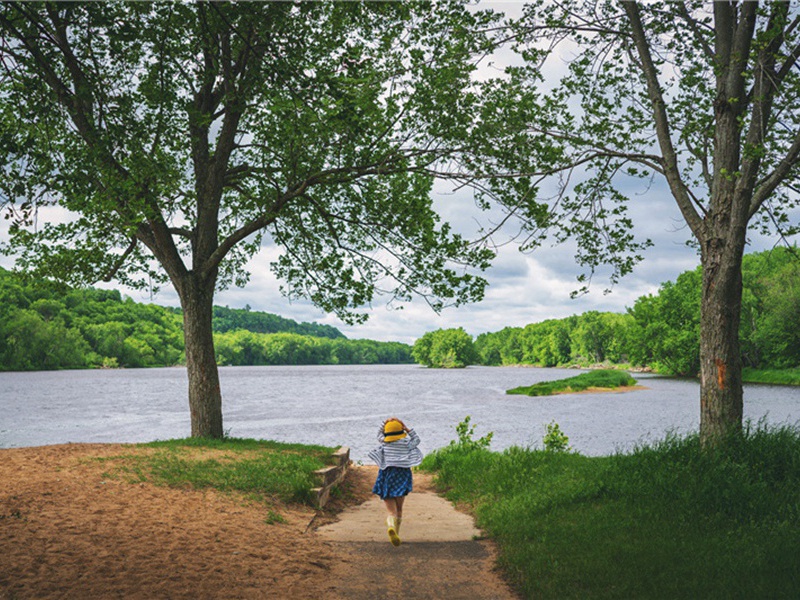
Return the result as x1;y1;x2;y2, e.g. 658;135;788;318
715;358;726;389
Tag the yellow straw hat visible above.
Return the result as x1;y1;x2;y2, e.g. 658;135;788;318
383;419;407;442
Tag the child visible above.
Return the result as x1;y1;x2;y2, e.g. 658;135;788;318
368;417;423;546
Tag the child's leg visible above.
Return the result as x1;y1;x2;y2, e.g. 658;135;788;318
383;497;398;517
395;495;406;518
394;495;406;534
383;497;401;546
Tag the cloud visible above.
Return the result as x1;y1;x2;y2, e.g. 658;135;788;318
0;177;705;346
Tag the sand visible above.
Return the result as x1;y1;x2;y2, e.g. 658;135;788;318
1;445;517;599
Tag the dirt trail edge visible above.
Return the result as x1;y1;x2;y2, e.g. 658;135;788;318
315;466;518;600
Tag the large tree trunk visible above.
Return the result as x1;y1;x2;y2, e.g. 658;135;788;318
180;278;223;438
698;235;745;445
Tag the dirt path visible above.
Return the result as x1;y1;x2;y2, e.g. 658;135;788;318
315;466;518;600
0;445;517;599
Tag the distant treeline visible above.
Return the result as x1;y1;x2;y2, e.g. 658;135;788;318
214;330;411;366
417;248;800;374
211;305;344;339
0;269;412;370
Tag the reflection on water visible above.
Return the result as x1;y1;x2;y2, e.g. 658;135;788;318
1;365;798;460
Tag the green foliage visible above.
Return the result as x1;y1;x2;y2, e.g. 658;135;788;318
0;1;497;322
211;306;344;339
507;369;637;396
421;416;493;473
627;268;702;376
472;312;631;369
423;423;800;599
468;248;800;376
213;330;411;366
0;268;183;370
452;415;494;451
542;421;571;452
742;368;800;386
742;250;800;369
412;327;477;368
0;268;411;371
264;510;287;526
103;437;335;505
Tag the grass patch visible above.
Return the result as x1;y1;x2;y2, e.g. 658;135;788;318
99;437;334;505
264;510;287;525
421;422;800;599
506;369;638;396
743;367;800;386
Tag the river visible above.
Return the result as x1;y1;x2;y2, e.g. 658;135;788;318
1;365;798;461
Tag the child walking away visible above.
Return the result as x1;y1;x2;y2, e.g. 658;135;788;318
368;417;423;546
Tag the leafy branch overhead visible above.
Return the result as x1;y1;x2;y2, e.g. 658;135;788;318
0;2;497;323
463;1;800;296
0;1;503;438
469;0;800;442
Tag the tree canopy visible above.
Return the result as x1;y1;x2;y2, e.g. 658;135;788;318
412;327;477;368
470;0;800;441
0;2;494;316
0;1;497;436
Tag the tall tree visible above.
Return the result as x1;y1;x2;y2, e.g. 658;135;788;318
477;1;800;444
0;2;495;437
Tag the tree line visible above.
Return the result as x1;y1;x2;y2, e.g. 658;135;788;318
0;269;411;371
414;248;800;375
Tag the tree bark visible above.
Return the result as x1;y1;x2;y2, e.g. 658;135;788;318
699;233;745;444
180;277;223;439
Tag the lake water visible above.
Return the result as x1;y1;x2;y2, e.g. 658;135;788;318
1;365;799;461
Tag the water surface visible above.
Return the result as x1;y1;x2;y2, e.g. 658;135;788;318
2;365;798;461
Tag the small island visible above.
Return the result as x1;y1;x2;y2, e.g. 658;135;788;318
507;369;641;396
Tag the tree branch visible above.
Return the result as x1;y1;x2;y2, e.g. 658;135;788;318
101;236;137;282
676;2;714;61
737;2;788;217
169;227;194;239
750;130;800;218
621;1;703;237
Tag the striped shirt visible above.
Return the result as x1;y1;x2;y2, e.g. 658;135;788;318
368;428;423;470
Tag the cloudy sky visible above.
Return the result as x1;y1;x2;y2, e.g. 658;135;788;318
203;177;705;345
1;1;796;346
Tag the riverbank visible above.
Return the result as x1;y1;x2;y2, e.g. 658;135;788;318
742;366;800;386
421;423;800;599
0;441;347;598
0;441;515;599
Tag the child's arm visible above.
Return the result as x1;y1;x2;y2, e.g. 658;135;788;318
405;428;421;449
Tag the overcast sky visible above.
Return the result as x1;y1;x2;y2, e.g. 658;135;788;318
203;177;706;345
1;1;796;346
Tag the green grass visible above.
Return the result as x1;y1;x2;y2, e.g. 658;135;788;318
97;437;335;505
506;369;638;396
743;367;800;386
422;422;800;599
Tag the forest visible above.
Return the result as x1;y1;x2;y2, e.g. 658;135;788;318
4;247;798;375
414;248;800;375
0;268;412;371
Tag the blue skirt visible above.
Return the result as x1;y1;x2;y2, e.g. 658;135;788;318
372;466;413;500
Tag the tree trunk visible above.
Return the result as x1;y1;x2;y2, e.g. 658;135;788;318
698;236;745;445
181;279;224;438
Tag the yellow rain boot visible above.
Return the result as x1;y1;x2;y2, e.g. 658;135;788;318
387;516;401;546
395;516;402;534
